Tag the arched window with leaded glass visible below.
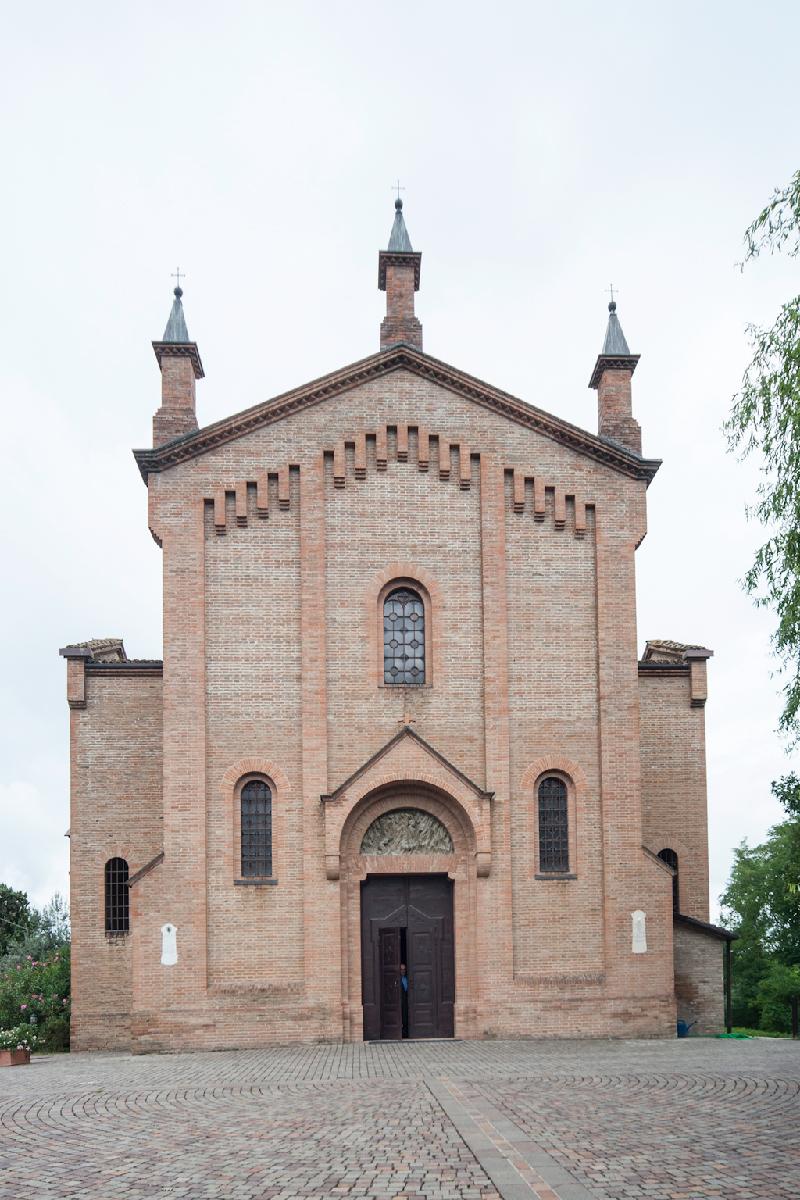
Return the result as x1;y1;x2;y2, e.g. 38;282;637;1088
537;777;569;873
240;779;273;877
104;857;129;933
383;588;425;685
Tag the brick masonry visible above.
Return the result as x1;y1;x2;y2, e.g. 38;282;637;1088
62;242;725;1052
673;922;725;1034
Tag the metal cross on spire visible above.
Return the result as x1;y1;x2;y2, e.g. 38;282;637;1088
607;283;617;306
171;267;185;292
392;179;405;202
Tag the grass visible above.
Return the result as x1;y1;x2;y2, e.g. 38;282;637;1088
732;1026;792;1039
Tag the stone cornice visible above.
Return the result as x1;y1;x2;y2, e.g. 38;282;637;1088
152;341;205;380
133;346;661;485
378;250;421;290
588;353;640;389
637;661;690;676
85;661;163;677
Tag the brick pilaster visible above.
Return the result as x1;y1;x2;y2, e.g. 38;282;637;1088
299;455;335;1014
479;455;514;990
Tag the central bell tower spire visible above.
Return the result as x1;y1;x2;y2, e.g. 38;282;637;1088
378;197;422;351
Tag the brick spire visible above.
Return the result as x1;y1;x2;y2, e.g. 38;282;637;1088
378;199;422;351
152;281;204;448
589;300;642;454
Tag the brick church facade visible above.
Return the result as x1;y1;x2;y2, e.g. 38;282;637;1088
62;202;732;1052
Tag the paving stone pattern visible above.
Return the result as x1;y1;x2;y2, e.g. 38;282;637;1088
0;1039;797;1199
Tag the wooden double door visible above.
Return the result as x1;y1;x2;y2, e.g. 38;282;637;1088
361;874;455;1040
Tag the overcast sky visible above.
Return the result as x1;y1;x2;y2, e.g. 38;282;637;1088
1;2;798;918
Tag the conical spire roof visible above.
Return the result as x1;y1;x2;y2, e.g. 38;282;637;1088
588;297;639;389
600;300;630;355
152;280;204;380
387;198;414;252
162;286;191;343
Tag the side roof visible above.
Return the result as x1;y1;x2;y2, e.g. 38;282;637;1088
133;344;661;484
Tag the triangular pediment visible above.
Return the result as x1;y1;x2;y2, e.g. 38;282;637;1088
322;725;492;805
134;345;660;484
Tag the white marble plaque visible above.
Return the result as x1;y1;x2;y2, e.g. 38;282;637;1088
631;910;647;954
160;923;178;966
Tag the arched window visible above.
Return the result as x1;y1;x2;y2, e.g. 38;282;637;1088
658;847;679;913
383;588;425;685
538;778;569;873
104;857;129;933
241;779;273;877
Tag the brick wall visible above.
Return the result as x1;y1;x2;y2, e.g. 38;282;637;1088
639;672;710;920
69;669;162;1050
674;923;724;1034
204;477;304;989
506;500;603;979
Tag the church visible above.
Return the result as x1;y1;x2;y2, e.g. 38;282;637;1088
61;201;733;1052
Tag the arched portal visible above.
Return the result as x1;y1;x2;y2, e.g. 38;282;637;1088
338;782;479;1042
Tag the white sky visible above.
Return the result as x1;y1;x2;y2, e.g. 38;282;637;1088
1;2;798;917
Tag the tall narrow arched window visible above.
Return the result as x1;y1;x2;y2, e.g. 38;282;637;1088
538;778;569;873
383;588;425;684
104;857;129;933
241;779;273;877
658;848;679;913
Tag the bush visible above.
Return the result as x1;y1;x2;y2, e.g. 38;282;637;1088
0;1024;39;1052
757;962;800;1034
0;946;70;1052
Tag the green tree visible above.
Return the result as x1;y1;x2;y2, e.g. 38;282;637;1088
757;961;800;1034
720;802;800;1029
0;884;33;957
720;841;772;1026
725;169;800;739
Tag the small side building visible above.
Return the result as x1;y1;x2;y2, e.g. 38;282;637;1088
639;639;735;1033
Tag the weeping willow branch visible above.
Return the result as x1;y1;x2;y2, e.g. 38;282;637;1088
726;171;800;739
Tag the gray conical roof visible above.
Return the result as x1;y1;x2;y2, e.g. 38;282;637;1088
601;301;630;355
163;287;190;343
387;199;413;252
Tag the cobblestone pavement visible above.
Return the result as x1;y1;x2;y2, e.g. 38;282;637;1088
0;1039;797;1200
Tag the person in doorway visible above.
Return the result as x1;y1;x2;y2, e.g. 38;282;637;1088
400;963;409;1038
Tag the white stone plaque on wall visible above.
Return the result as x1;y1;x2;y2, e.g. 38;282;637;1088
160;923;178;966
631;910;647;954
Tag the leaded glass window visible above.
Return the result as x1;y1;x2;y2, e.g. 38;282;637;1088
241;779;273;877
538;778;569;873
383;588;425;685
105;857;129;933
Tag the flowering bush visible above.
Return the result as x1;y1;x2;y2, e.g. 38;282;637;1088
0;946;70;1051
0;1025;38;1052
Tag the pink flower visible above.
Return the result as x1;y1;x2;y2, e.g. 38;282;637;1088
62;999;67;1005
20;1004;27;1011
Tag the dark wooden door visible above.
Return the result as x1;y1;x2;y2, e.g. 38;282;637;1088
407;876;455;1039
379;927;402;1040
361;875;454;1040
